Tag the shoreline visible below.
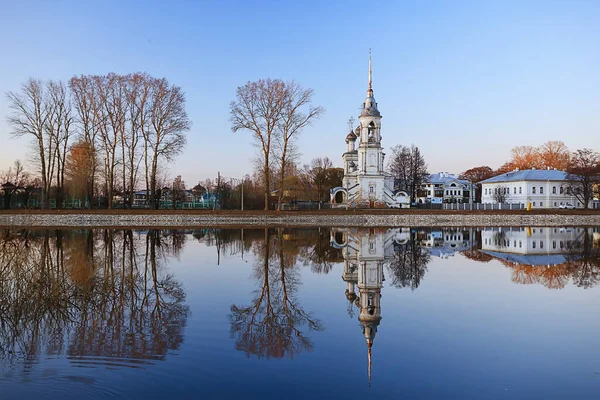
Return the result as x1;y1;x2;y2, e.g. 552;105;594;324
1;210;599;228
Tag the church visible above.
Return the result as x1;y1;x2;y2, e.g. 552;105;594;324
330;55;408;208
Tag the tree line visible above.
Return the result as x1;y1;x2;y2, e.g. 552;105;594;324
4;73;190;209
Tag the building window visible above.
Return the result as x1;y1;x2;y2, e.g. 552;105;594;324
519;187;522;194
514;240;517;247
560;241;564;248
532;187;536;194
540;241;543;249
560;187;564;194
514;187;516;194
540;202;543;207
567;187;571;195
553;241;556;249
540;187;543;194
533;202;536;206
532;241;536;248
552;186;556;194
554;202;557;207
519;241;522;248
485;188;488;195
369;186;374;193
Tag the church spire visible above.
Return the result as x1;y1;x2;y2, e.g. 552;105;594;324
367;49;373;96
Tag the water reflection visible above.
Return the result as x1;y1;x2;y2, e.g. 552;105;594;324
0;229;189;374
0;226;599;397
475;227;600;289
229;229;324;359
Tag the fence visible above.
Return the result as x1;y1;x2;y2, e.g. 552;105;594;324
443;203;525;211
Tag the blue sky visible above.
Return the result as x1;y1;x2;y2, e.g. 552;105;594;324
0;0;598;184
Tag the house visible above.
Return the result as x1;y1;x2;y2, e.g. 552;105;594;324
479;168;585;209
418;172;471;204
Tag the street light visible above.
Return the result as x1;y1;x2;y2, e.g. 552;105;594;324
240;174;250;211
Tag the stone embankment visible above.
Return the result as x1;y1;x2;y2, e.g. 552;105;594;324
1;212;600;227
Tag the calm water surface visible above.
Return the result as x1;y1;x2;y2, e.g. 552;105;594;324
1;227;599;399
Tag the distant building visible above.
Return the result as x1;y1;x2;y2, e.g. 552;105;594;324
418;172;471;204
480;168;585;209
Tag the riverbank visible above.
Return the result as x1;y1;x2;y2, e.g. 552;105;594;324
1;209;599;227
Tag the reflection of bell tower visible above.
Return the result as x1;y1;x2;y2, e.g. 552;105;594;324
333;227;395;385
358;258;383;385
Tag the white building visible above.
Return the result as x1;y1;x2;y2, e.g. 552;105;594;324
480;169;583;209
419;172;471;204
330;55;404;208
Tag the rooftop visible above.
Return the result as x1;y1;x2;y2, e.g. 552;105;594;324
426;172;469;186
479;169;569;184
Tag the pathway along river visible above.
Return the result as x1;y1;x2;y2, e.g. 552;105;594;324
1;226;599;399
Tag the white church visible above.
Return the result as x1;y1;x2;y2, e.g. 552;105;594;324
330;55;409;208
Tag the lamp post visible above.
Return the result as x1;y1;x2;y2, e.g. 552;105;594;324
240;174;250;211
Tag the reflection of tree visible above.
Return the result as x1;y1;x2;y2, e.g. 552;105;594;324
487;228;600;289
298;228;343;274
387;231;430;290
229;229;323;359
0;229;189;372
567;229;600;289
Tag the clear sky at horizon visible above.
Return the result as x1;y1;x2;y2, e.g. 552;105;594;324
0;0;599;184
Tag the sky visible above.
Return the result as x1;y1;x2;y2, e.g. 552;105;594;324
0;0;599;184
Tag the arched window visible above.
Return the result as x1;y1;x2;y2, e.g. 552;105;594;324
552;186;556;194
368;122;375;139
560;187;564;194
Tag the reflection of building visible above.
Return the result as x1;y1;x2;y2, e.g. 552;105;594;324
481;227;585;259
331;227;408;383
418;228;473;258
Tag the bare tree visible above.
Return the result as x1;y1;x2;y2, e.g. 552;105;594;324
6;79;50;207
45;80;73;208
388;144;428;202
230;79;287;210
70;75;100;203
145;78;190;209
492;185;510;203
171;175;186;210
274;82;324;210
567;149;600;209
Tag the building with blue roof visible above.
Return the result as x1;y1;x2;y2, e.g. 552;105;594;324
418;172;472;204
479;168;585;209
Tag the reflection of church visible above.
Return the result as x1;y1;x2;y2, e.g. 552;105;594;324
330;227;409;383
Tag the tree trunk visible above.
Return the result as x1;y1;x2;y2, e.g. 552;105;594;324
263;158;270;211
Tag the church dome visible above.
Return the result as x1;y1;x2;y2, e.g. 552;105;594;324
345;289;357;302
346;131;357;141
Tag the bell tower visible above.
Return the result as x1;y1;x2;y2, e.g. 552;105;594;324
357;51;384;176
